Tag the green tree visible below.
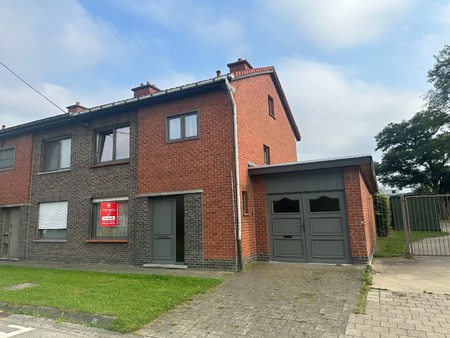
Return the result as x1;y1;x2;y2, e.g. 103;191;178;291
426;45;450;113
375;109;450;193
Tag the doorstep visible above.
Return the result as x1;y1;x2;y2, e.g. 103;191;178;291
142;264;187;269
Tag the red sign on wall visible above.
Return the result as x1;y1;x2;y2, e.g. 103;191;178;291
100;202;118;227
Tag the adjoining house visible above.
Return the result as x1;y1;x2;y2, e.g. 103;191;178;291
0;59;377;270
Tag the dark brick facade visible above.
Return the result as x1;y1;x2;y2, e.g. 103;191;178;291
26;112;137;264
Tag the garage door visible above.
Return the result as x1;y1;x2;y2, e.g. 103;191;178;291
268;191;350;264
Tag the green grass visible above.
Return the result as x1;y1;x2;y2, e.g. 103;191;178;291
375;230;449;258
355;266;373;314
0;266;222;333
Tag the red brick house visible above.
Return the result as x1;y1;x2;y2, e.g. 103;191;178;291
0;59;377;269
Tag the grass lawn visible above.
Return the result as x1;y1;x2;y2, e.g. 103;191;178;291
375;230;449;258
0;266;222;333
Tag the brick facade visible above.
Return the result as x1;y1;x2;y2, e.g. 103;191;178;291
343;166;376;263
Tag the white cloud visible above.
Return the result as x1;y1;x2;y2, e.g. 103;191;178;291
128;0;249;57
277;59;423;161
262;0;414;49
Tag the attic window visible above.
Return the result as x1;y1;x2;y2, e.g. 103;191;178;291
268;95;274;118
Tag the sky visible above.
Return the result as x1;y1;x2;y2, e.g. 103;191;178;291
0;0;449;162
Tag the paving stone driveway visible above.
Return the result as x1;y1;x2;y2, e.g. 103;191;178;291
140;262;363;337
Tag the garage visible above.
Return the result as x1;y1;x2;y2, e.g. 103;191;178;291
249;156;378;264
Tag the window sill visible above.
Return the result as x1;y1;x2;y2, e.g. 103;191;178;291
33;239;67;243
85;239;128;243
38;169;70;175
166;136;199;144
90;161;130;169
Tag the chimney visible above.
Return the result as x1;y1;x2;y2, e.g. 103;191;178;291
66;102;87;114
227;58;253;73
216;70;221;77
1;125;6;130
131;81;161;98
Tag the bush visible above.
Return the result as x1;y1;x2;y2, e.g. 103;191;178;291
373;193;391;237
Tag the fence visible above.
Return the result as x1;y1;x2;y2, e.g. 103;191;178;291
390;194;450;256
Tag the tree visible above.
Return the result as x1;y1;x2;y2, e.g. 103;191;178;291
375;109;450;194
426;45;450;113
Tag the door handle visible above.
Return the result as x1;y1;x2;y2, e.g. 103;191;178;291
283;235;293;239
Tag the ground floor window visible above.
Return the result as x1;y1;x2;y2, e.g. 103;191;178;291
92;198;128;238
38;201;68;239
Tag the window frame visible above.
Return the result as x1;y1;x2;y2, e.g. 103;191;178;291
263;145;270;165
95;125;130;164
38;201;68;240
91;197;129;239
42;137;72;172
166;111;199;143
242;191;248;214
0;147;15;171
268;95;275;118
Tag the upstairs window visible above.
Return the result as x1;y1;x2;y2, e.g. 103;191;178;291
0;147;15;170
43;138;71;172
167;112;198;142
96;126;130;163
268;95;274;118
263;145;270;165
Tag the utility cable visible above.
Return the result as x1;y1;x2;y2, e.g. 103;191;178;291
0;60;66;114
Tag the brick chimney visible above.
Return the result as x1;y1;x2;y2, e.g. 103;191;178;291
227;58;253;73
66;102;87;114
131;81;161;98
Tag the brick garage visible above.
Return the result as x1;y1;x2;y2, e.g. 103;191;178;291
249;156;377;264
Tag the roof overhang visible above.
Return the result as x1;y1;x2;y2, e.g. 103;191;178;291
0;76;228;139
248;155;378;193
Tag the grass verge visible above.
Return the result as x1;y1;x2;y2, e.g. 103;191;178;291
0;266;222;333
375;230;449;258
355;265;373;314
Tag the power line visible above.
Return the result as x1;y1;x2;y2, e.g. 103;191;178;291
0;60;67;114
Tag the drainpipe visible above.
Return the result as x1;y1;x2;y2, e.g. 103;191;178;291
224;74;243;271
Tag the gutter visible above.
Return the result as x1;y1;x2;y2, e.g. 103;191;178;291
224;74;243;271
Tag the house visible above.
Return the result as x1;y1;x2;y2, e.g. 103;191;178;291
0;59;377;270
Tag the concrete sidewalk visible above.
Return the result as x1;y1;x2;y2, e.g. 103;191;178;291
345;257;450;338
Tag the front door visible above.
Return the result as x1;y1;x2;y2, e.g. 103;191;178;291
153;197;176;263
1;208;20;259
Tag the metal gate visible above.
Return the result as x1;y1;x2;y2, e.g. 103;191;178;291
395;195;450;256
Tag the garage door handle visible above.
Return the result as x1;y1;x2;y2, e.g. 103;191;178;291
283;235;293;239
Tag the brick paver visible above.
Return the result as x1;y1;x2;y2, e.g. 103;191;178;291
345;289;450;338
140;262;363;337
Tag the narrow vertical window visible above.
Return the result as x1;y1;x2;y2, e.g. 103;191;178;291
268;95;274;118
242;191;248;213
263;145;270;165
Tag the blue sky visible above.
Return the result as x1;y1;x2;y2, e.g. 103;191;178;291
1;0;449;161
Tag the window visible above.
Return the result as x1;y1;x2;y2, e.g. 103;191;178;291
42;138;71;172
242;191;248;213
273;198;300;213
263;145;270;165
167;112;198;141
0;147;15;170
268;95;274;118
96;126;130;163
38;201;68;239
92;198;128;238
309;196;340;213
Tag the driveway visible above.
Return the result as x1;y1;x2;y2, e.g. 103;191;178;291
140;262;363;337
345;257;450;337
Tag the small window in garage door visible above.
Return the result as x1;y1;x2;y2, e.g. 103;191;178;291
309;196;340;213
273;198;300;213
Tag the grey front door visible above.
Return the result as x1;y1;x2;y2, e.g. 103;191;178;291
268;192;350;263
153;197;176;263
1;208;20;259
